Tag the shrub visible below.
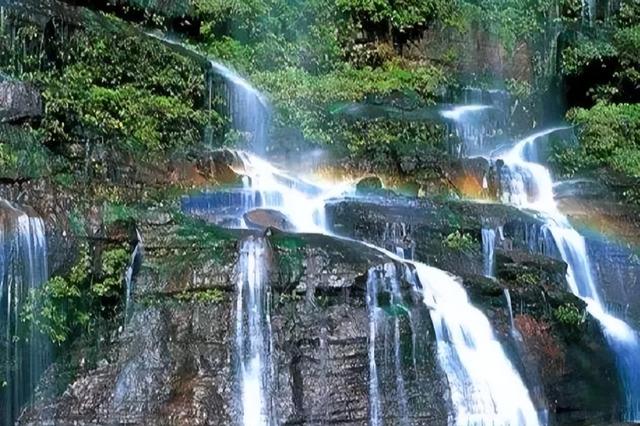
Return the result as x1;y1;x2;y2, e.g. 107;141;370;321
22;244;132;344
553;303;584;328
442;230;476;252
559;103;640;179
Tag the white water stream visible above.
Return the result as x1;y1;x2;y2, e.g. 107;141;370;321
232;150;541;425
443;100;640;421
0;203;49;426
197;61;542;424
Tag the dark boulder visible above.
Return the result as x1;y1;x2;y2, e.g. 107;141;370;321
0;81;43;123
244;209;295;232
355;176;385;196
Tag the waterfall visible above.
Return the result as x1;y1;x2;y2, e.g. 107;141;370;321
413;263;540;425
206;61;271;154
145;33;270;153
0;204;49;426
441;89;511;157
179;62;541;423
482;228;497;278
497;128;640;421
441;105;493;157
124;230;142;324
179;148;542;423
366;267;383;426
366;263;412;425
235;237;274;426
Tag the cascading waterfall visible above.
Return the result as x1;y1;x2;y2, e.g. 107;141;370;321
206;61;270;154
444;98;640;421
366;263;412;425
230;153;541;425
366;267;383;426
0;203;49;426
413;264;541;425
123;230;142;324
497;129;640;421
442;105;493;157
442;88;510;157
190;67;541;424
235;237;274;426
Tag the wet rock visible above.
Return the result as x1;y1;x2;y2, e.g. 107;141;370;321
0;81;43;123
326;197;541;277
21;226;450;425
464;252;622;425
244;208;294;232
355;176;384;195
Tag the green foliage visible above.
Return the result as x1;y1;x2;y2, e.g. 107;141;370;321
102;202;142;226
553;103;640;184
270;233;306;283
22;248;91;344
515;271;539;286
560;23;639;104
337;0;457;32
198;0;344;73
253;64;447;156
68;208;88;238
0;126;51;179
561;37;617;76
173;288;224;303
23;243;132;344
442;230;475;252
92;248;130;297
0;14;221;163
40;72;211;154
553;303;584;328
458;0;555;52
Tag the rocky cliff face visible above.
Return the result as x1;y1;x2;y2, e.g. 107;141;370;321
18;220;450;425
327;196;622;424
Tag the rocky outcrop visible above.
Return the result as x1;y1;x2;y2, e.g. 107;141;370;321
19;223;450;425
0;81;42;123
326;197;542;276
244;209;294;231
464;252;622;425
328;197;623;423
403;24;533;83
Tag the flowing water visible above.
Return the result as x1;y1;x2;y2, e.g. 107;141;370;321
499;131;640;422
235;237;274;426
146;34;270;153
124;230;142;323
443;97;640;421
0;204;49;426
206;61;270;154
186;65;542;424
215;149;542;425
413;264;540;425
482;228;497;278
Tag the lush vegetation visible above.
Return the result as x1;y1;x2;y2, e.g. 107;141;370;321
553;0;640;201
23;243;130;344
0;0;636;352
552;102;640;202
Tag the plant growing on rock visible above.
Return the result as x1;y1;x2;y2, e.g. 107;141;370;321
22;243;132;344
174;288;224;304
442;230;476;253
553;303;584;329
